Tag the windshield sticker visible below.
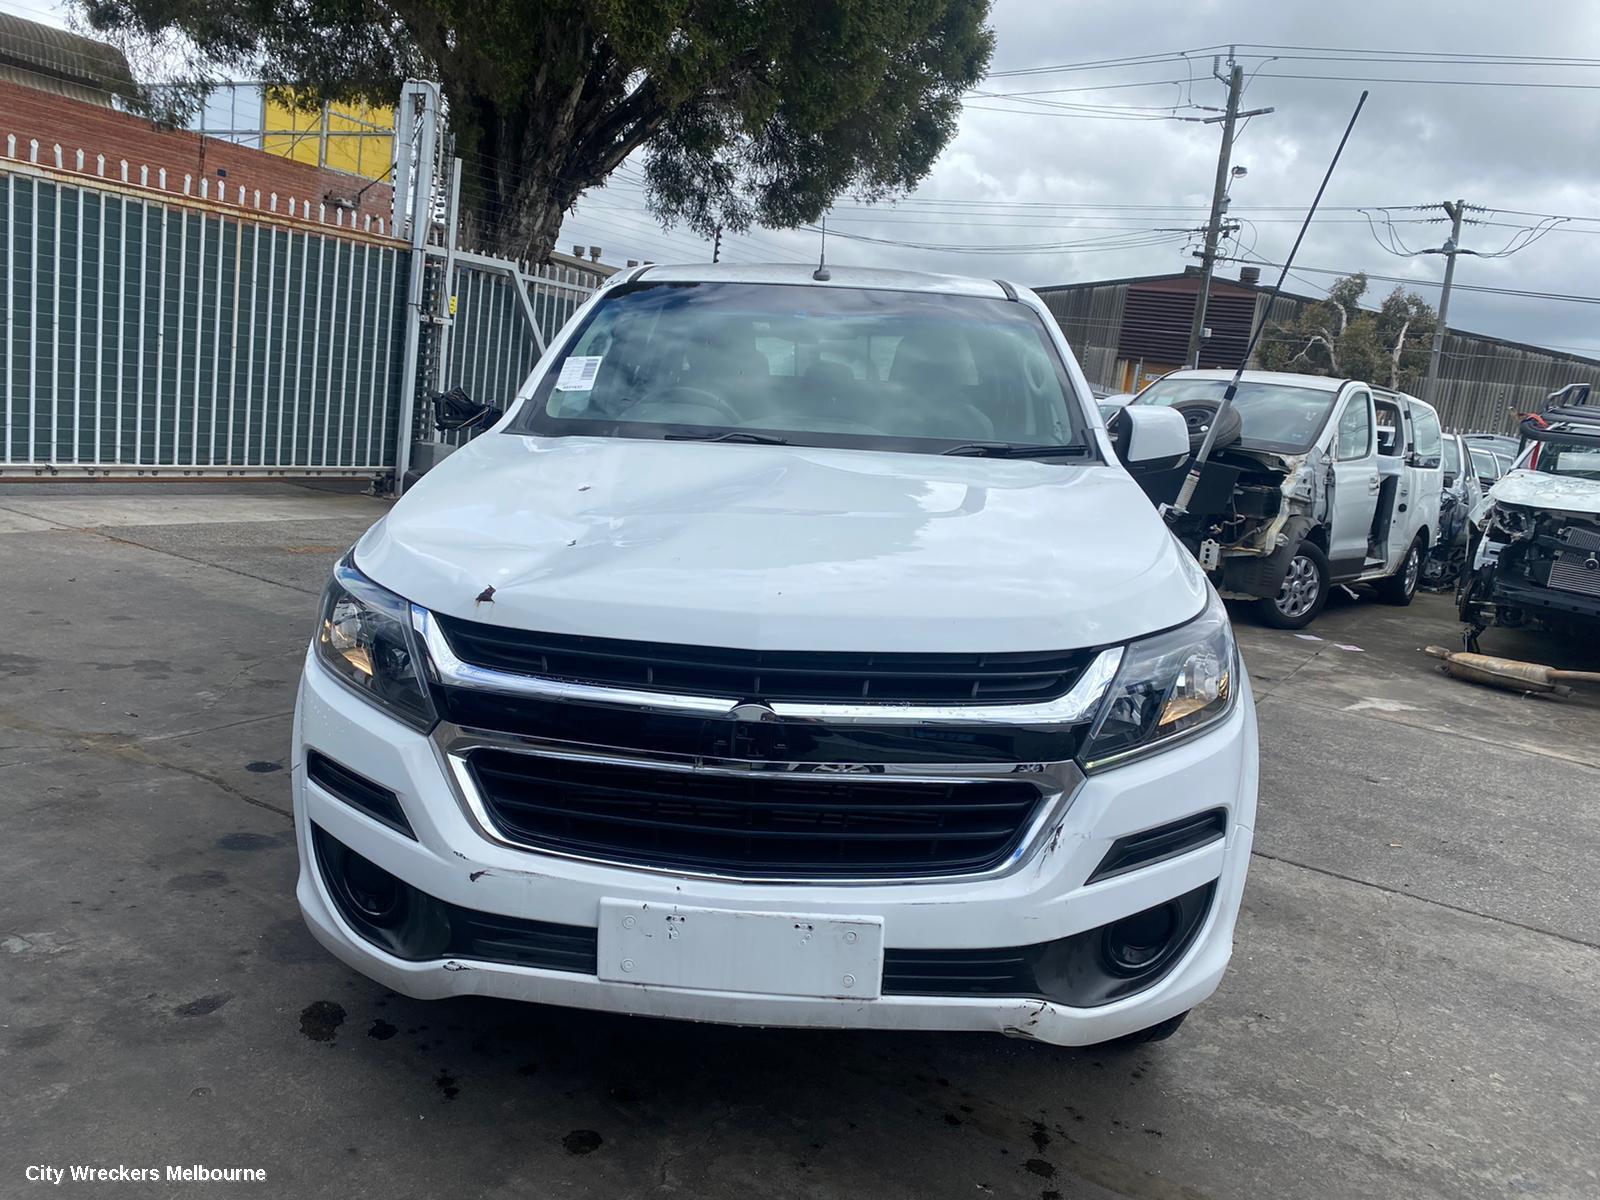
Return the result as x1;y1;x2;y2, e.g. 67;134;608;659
556;355;604;391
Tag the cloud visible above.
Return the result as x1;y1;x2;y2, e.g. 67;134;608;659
560;0;1600;356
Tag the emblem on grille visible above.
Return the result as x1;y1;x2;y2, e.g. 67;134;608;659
729;701;779;723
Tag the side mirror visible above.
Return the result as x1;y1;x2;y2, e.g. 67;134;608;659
1110;405;1190;468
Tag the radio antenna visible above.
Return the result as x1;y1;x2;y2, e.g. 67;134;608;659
1168;91;1368;517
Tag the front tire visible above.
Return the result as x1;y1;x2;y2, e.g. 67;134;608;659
1255;541;1330;629
1376;536;1423;606
1098;1010;1190;1049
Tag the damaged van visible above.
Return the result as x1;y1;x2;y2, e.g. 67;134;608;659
1127;370;1443;628
1459;387;1600;648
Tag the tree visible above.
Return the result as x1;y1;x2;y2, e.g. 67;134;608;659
75;0;993;261
1259;273;1437;392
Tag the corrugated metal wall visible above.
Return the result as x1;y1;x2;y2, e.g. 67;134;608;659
1037;282;1126;389
1430;333;1600;434
1;162;408;474
1041;275;1600;426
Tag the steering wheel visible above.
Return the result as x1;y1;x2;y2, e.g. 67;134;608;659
658;385;744;424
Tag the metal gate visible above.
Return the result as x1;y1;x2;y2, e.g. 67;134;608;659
1;125;603;482
1;147;410;477
434;252;596;424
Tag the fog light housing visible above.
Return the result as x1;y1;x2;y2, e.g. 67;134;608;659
343;851;406;925
1102;903;1181;975
311;825;450;959
1030;883;1215;1007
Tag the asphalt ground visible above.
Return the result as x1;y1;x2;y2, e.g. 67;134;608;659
3;482;1597;1200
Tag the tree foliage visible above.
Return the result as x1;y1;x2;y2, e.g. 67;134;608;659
1258;273;1438;391
75;0;994;261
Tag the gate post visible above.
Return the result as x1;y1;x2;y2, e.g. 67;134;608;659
391;81;440;497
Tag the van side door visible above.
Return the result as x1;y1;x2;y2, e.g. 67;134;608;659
1406;402;1444;549
1325;386;1381;575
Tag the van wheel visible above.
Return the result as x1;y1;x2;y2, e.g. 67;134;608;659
1376;536;1423;606
1256;541;1330;629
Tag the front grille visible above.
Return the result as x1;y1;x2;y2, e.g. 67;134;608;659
434;612;1095;704
466;748;1045;879
1548;523;1600;597
882;947;1036;996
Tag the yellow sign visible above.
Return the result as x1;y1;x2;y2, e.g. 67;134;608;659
262;88;394;183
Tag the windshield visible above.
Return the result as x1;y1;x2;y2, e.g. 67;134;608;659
1134;378;1337;453
513;281;1088;457
1533;438;1600;481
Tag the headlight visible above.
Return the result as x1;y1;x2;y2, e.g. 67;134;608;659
315;555;437;731
1080;590;1237;771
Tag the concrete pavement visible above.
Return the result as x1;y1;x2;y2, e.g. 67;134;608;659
2;483;1596;1200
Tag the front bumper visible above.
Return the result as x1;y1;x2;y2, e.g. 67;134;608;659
291;652;1258;1047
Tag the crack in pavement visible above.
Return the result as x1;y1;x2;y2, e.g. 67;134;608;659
1;715;292;820
0;501;329;596
1258;686;1600;772
1250;849;1600;952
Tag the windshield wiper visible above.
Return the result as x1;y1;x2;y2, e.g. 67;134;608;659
663;430;789;445
940;442;1092;458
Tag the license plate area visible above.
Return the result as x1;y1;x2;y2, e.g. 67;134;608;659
596;900;884;999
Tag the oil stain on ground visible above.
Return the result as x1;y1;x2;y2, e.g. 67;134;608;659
562;1130;603;1155
299;1000;346;1042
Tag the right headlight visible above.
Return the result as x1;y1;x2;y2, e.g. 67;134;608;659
1080;589;1237;771
315;555;438;731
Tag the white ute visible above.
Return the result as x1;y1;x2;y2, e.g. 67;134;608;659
292;264;1258;1048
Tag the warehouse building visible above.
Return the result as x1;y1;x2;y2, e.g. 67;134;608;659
1034;267;1600;434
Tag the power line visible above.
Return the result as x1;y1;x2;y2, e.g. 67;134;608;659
1230;254;1600;307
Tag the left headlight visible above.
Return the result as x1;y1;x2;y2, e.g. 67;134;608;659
1080;589;1237;771
315;555;437;731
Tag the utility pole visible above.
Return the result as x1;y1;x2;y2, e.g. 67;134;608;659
712;225;722;263
1422;199;1466;407
1185;52;1273;369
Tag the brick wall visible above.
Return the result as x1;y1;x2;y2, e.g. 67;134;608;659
0;78;394;228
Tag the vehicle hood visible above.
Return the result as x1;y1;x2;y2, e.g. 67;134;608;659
1489;469;1600;517
356;434;1209;653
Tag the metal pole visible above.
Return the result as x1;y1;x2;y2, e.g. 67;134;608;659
1422;199;1464;407
1169;91;1368;517
392;82;438;497
1184;61;1243;369
434;156;464;391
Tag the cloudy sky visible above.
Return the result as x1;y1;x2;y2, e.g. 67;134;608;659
557;0;1600;358
14;0;1600;355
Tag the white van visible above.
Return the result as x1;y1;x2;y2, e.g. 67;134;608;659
1132;370;1444;628
292;264;1258;1050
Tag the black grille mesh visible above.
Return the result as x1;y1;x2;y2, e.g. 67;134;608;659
468;749;1044;878
435;613;1093;704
